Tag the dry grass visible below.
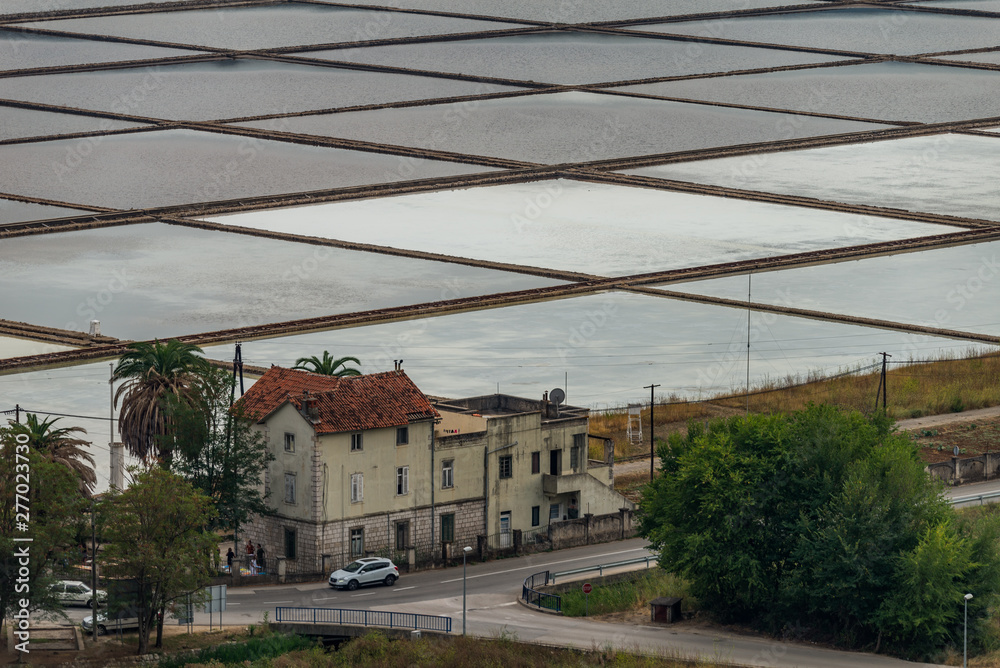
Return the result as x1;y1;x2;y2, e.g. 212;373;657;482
593;351;1000;460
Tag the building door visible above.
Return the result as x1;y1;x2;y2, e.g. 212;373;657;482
550;450;561;475
500;511;512;548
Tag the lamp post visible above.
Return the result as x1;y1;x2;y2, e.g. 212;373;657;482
965;592;974;668
462;546;473;636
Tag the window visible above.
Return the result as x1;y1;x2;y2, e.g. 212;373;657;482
395;521;409;551
350;473;363;503
498;455;513;479
441;459;454;489
351;432;363;452
350;528;364;557
396;426;408;445
531;451;540;474
441;513;454;543
283;432;295;453
531;505;540;527
549;504;560;521
284;528;296;559
573;433;587;449
570;445;580;470
284;472;296;504
396;466;409;495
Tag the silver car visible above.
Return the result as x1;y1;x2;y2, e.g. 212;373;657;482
328;558;399;590
82;613;140;635
52;580;106;608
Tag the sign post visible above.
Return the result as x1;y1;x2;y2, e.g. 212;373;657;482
582;583;592;617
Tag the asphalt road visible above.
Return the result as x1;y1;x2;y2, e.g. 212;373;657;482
163;538;939;668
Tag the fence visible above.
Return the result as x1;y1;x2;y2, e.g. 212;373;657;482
549;554;656;584
521;571;560;613
950;490;1000;506
275;607;452;633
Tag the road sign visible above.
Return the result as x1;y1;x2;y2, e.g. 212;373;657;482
582;583;592;594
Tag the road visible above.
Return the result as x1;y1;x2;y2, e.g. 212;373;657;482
155;538;938;668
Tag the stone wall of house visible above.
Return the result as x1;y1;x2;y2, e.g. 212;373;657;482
242;498;485;578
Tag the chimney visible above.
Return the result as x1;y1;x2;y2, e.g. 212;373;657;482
302;390;319;420
89;320;101;337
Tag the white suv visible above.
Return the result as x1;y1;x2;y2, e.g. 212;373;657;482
52;580;106;608
328;558;399;590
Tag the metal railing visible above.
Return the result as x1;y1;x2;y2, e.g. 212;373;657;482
275;607;451;633
950;490;1000;506
521;571;560;613
550;555;657;584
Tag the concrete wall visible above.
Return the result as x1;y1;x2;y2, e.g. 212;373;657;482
547;509;635;551
927;453;1000;485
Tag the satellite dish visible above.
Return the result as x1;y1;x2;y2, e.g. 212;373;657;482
550;388;566;405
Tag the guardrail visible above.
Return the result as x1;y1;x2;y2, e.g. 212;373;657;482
550;555;657;585
275;607;451;633
950;490;1000;506
522;570;561;613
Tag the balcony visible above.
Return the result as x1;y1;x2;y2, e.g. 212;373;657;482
542;472;588;496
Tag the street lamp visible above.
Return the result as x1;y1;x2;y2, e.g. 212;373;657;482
462;546;473;636
965;592;974;668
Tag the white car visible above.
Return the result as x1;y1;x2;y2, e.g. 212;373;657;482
328;558;399;590
82;612;140;635
52;580;106;608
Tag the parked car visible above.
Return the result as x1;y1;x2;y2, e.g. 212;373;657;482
52;580;106;608
328;557;399;590
82;612;140;635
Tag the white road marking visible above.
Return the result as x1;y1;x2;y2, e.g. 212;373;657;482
439;547;649;583
271;600;294;604
311;596;338;601
394;586;416;591
351;592;377;597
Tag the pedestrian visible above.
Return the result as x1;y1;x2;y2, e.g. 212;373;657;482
256;544;266;572
226;548;234;572
245;539;254;556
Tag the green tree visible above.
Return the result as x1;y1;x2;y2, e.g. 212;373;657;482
101;467;216;654
112;339;209;465
638;404;997;658
7;414;96;496
0;427;88;634
292;351;361;376
162;366;274;541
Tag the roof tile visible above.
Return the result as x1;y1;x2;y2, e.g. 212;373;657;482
237;366;437;434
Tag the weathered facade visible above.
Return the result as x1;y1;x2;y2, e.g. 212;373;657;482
239;368;633;576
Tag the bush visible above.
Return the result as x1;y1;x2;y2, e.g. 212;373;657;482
157;634;315;668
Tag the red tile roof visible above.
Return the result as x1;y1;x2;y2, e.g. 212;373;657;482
237;366;438;435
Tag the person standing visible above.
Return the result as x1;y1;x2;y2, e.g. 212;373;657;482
256;544;266;573
226;548;235;572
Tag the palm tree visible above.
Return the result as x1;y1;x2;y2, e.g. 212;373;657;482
112;339;209;465
292;351;362;377
9;414;96;496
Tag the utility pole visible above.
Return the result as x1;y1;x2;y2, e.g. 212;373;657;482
91;499;98;642
644;384;660;480
875;352;891;413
